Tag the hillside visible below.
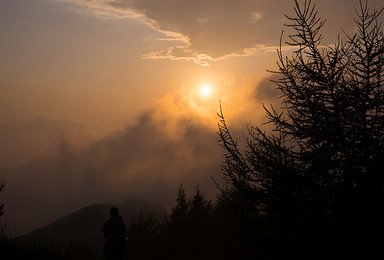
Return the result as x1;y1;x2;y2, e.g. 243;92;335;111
16;201;166;258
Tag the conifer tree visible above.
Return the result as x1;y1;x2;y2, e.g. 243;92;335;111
0;181;5;217
218;0;384;257
189;186;213;219
169;183;189;225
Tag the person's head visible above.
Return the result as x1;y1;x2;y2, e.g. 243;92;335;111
110;207;119;217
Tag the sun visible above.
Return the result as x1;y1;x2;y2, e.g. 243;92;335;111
201;86;211;96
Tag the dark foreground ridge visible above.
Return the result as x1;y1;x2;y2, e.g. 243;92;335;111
1;201;166;260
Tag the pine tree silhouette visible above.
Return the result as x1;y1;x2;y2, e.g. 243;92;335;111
217;0;384;258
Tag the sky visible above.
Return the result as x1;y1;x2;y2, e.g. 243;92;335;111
1;0;383;235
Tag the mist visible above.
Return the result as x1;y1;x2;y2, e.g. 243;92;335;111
1;114;218;234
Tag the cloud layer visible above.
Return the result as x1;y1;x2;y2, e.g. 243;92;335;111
57;0;291;64
2;110;221;234
1;74;279;235
57;0;384;65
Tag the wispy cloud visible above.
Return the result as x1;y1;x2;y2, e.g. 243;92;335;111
142;44;296;66
55;0;290;65
55;0;384;65
142;45;213;66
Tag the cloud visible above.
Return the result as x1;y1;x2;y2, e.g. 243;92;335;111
2;114;221;234
254;75;281;102
56;0;292;64
0;117;95;169
142;45;214;66
1;85;223;234
56;0;384;65
249;12;263;23
0;74;280;235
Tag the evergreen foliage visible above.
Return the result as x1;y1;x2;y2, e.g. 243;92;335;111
126;212;163;259
0;181;5;217
125;184;223;259
217;0;384;258
1;1;383;259
169;183;189;225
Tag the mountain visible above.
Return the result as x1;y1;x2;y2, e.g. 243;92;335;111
16;201;167;258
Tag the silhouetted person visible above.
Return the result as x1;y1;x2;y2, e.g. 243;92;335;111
103;207;127;260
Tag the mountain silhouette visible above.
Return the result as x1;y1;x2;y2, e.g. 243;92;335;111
16;201;166;258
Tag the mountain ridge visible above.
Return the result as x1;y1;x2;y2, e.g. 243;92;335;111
16;201;167;257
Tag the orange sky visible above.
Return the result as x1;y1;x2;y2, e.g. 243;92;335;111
3;0;382;131
1;0;383;235
0;0;280;133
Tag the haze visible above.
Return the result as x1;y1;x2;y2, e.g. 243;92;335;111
1;0;383;235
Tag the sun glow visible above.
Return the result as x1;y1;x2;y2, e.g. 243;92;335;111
201;86;211;96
